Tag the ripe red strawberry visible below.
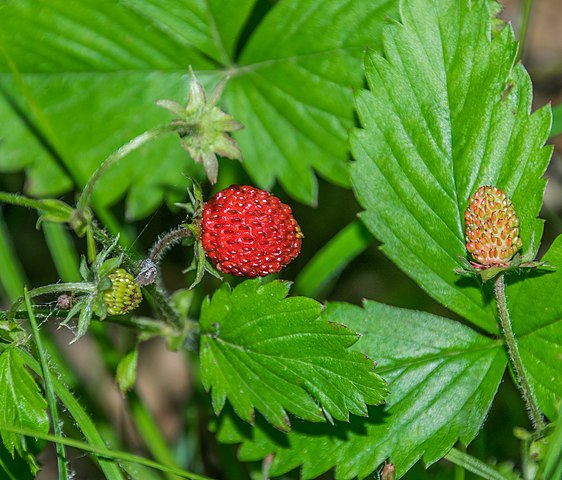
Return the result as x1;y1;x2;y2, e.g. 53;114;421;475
201;185;303;277
464;186;522;267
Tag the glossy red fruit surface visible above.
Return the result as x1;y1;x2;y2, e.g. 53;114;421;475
201;185;302;277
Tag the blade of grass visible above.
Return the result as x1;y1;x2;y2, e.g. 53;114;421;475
0;212;27;302
0;456;19;480
42;222;81;282
24;288;70;480
294;219;373;297
15;348;126;480
445;448;521;480
0;424;214;480
541;403;562;479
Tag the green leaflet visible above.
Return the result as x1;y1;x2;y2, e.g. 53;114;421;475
199;280;387;431
0;0;397;215
215;301;506;479
0;348;49;462
350;0;552;332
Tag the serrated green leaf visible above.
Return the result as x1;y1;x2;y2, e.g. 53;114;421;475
119;0;257;65
505;234;562;420
200;280;387;431
0;348;49;459
223;0;397;203
0;0;397;215
350;0;552;332
216;301;506;479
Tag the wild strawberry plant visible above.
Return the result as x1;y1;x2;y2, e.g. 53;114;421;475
0;0;561;479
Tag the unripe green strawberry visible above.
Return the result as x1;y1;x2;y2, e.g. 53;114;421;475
464;186;522;267
201;185;303;277
103;268;142;316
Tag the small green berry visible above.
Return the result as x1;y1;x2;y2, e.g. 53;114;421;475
103;268;142;316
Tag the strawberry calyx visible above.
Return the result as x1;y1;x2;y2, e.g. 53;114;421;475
156;68;243;184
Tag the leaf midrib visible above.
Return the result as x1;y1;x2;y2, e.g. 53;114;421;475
211;335;379;394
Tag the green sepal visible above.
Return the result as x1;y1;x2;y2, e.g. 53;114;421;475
79;256;92;281
92;292;108;319
154;99;185;118
74;298;94;342
60;298;87;330
455;254;555;283
190;240;206;289
97;277;112;292
175;178;204;219
157;68;243;184
98;257;122;278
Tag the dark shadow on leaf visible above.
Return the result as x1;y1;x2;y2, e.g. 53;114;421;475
454;275;495;308
0;83;75;184
216;403;389;450
505;266;555;284
289;404;388;440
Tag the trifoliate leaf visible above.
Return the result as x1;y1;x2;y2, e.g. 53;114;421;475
0;348;49;460
505;234;562;420
200;280;387;431
216;301;506;479
350;0;552;332
0;0;397;216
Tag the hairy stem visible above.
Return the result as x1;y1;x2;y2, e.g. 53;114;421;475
494;274;545;429
76;124;182;214
149;227;193;264
9;282;96;320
